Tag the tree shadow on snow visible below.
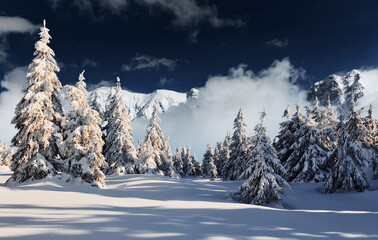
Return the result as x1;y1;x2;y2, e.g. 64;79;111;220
0;203;378;240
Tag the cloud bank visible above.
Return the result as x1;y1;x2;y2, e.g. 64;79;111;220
132;58;309;158
0;16;39;35
0;16;39;62
0;67;28;146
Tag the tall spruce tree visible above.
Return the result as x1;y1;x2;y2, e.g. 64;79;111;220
103;77;137;175
364;105;377;147
181;147;191;176
89;92;103;118
60;71;106;188
202;145;218;180
365;105;378;179
7;20;65;184
324;114;369;193
187;146;201;176
283;116;328;183
218;133;232;177
213;142;223;175
317;98;338;153
173;146;184;177
240;110;286;180
135;100;175;176
274;105;297;165
222;109;250;180
135;140;157;174
345;98;368;144
232;111;289;206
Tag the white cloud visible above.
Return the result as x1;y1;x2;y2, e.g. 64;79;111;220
121;54;179;72
355;68;378;112
86;80;115;91
0;16;39;35
266;39;289;48
0;16;39;62
82;58;99;68
0;67;28;146
131;58;309;157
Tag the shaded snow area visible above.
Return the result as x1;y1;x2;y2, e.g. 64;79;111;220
0;167;378;240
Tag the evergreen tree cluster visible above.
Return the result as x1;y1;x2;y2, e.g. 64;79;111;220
3;21;377;207
273;97;377;193
211;96;376;205
6;20;196;187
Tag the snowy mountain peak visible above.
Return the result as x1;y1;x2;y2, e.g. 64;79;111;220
307;69;364;108
186;88;199;99
87;87;189;120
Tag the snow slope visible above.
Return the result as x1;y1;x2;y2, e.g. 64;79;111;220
1;167;378;240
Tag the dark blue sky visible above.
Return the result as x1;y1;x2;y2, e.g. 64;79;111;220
1;0;378;93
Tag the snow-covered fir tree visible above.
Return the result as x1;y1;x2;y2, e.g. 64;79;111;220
222;109;251;180
273;105;298;165
345;97;368;144
316;98;338;154
103;77;137;175
60;71;106;188
365;105;378;179
181;147;191;176
324;114;369;193
7;20;65;184
310;97;324;124
371;150;378;180
173;146;184;177
135;140;157;174
240;110;286;180
232;110;289;206
202;145;218;180
323;97;338;126
180;146;201;176
135;100;175;176
213;142;223;175
364;105;377;147
188;146;202;176
0;142;12;166
283;114;328;182
276;103;308;165
193;155;202;176
89;92;103;118
217;133;231;177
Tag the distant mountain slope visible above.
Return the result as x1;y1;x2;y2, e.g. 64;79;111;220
87;87;192;120
307;70;364;108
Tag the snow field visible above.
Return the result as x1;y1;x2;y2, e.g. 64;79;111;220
1;167;378;240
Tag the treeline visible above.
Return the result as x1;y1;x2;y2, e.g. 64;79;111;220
2;20;377;207
4;21;203;187
207;98;377;205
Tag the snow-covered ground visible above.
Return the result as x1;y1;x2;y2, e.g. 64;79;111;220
0;167;378;240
